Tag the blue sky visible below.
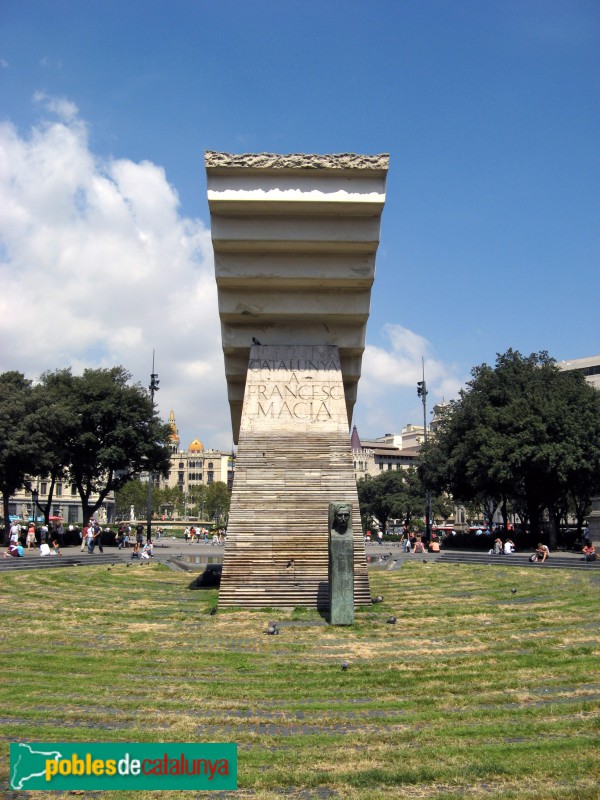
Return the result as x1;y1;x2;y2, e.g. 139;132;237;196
1;1;598;450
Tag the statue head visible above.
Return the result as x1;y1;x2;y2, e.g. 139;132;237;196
331;503;352;534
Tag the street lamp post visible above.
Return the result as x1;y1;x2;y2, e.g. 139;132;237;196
31;488;40;545
417;358;432;541
147;351;160;541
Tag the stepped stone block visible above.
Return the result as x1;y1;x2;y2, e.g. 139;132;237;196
218;344;370;608
205;151;389;443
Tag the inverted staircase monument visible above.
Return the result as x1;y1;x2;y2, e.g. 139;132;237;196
205;151;389;608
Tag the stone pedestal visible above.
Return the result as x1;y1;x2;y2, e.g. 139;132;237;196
218;344;370;609
329;503;355;625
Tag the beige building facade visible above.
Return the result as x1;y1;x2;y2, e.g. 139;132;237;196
7;481;114;525
161;410;234;494
558;354;600;390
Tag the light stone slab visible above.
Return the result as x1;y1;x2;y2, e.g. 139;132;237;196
205;150;388;443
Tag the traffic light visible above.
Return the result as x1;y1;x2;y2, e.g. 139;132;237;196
417;380;427;398
150;374;160;393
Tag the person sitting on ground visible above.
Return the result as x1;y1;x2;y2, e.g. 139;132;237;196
412;536;426;554
531;543;549;563
141;540;154;559
4;543;23;558
428;538;440;553
493;537;503;555
130;542;140;560
582;542;596;562
504;538;515;554
51;539;61;556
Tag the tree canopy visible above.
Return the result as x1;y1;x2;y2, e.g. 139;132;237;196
357;467;427;532
1;366;172;529
0;372;41;536
418;349;600;546
56;367;172;521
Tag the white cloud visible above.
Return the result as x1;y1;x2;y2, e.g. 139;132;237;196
0;98;230;450
355;323;465;438
33;91;77;121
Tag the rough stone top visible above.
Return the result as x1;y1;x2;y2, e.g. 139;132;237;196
205;151;389;172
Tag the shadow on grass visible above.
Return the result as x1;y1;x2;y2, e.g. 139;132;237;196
187;564;222;590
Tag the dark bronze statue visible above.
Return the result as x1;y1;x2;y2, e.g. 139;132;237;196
330;502;352;535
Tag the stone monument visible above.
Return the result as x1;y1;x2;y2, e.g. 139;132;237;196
205;152;389;608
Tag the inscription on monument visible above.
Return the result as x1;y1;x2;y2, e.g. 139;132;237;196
246;358;343;423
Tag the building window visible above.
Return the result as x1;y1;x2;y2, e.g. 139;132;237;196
56;483;62;496
71;484;77;496
379;463;383;471
179;462;184;469
207;472;214;484
178;472;184;482
40;482;47;495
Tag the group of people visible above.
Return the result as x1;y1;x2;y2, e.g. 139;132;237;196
489;537;517;555
130;540;154;560
184;526;223;545
398;529;441;554
80;519;111;553
4;520;63;558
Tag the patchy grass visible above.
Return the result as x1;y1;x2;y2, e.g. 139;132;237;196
1;561;599;799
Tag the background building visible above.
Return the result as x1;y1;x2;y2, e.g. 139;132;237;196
7;482;114;525
161;410;235;494
558;355;600;390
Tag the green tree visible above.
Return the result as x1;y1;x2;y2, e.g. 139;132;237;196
187;484;208;518
114;479;148;519
357;469;426;532
419;349;600;547
0;372;40;539
56;367;172;522
205;481;230;526
30;369;78;524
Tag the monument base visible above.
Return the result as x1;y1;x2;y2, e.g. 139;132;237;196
219;345;370;609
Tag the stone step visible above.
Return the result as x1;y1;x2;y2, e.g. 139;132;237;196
0;551;128;573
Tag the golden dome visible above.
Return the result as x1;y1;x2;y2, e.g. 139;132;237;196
188;438;204;452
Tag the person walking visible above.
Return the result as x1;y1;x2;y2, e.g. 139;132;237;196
9;522;20;547
26;522;36;551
